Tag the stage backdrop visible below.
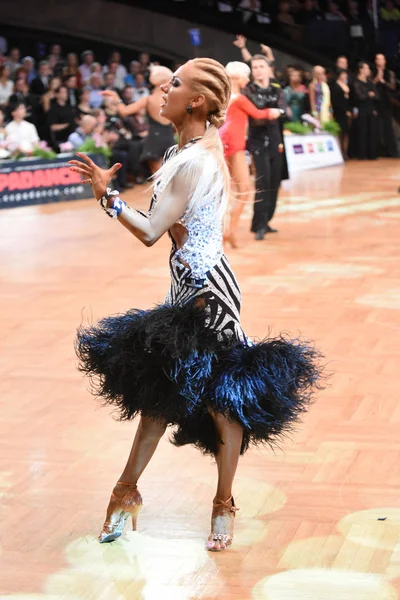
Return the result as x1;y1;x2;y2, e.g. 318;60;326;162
0;153;105;209
284;133;343;175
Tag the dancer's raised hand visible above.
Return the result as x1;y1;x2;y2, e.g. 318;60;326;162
233;35;247;49
100;90;121;104
69;152;122;200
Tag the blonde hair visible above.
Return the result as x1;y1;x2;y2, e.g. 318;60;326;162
153;58;232;222
149;65;173;86
188;57;231;215
225;61;251;79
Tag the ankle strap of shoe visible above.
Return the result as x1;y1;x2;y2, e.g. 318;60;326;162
213;496;239;513
116;481;138;488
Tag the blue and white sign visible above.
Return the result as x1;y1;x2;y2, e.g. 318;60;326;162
188;28;202;47
284;133;343;175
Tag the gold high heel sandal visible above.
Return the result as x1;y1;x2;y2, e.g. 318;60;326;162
207;496;239;552
98;481;143;543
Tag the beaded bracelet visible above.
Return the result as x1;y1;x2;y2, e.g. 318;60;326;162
98;188;126;219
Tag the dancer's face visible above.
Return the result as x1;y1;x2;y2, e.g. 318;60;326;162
251;59;270;85
159;62;206;126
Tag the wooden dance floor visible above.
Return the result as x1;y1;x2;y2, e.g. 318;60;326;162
1;159;400;600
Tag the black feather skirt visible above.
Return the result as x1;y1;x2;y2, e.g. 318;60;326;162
76;253;324;456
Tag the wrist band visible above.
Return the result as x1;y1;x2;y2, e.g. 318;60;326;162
99;188;126;219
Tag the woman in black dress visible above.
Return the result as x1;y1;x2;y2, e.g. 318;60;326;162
331;69;351;160
373;53;398;158
351;62;379;160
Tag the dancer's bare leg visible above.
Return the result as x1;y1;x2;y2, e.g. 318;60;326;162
118;416;167;486
227;151;250;247
99;416;167;542
208;411;243;550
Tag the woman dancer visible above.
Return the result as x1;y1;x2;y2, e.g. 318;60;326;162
220;61;282;248
103;65;175;174
308;65;331;125
70;58;323;552
284;68;307;123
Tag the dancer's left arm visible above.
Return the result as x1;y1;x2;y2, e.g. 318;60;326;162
101;90;148;117
237;95;282;120
69;153;191;247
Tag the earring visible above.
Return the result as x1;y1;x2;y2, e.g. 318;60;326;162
186;105;192;114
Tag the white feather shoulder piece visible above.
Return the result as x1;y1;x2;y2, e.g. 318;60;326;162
152;142;227;220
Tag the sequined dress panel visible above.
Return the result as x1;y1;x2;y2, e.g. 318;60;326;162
150;144;246;343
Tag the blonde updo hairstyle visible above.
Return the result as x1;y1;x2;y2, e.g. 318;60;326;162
225;61;251;80
149;65;173;87
188;57;231;128
187;57;231;202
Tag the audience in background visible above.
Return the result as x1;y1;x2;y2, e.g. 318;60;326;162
5;102;39;153
0;31;398;178
331;69;351;158
68;114;98;148
373;52;398;156
0;66;14;108
308;65;331;124
30;61;51;96
79;50;95;82
351;61;379;160
284;68;308;122
47;85;76;149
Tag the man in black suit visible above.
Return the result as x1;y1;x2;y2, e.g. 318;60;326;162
64;74;81;115
30;61;51;97
47;85;76;150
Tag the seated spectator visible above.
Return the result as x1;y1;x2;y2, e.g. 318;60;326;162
47;85;76;149
125;61;140;87
381;0;400;21
0;107;9;158
103;53;127;90
21;56;37;85
30;61;51;97
296;0;322;23
138;52;151;80
67;114;98;148
79;50;95;82
88;74;104;108
132;73;150;101
48;44;65;77
325;1;347;21
103;72;119;93
63;53;83;88
77;87;93;118
128;107;149;140
41;76;62;114
278;1;296;25
8;77;37;124
6;48;22;78
5;102;40;153
284;68;308;121
90;62;104;82
64;74;80;112
308;65;331;124
0;65;13;108
121;85;134;104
